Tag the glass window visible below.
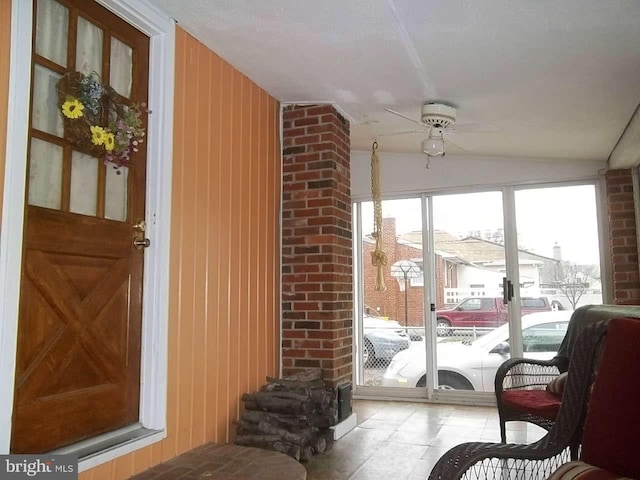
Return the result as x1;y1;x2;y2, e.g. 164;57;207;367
35;0;68;67
32;65;64;137
461;298;481;311
110;37;133;98
522;298;548;308
76;17;103;77
105;166;129;221
70;151;98;216
28;138;63;210
522;321;569;353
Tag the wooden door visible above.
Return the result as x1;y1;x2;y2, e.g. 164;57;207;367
11;0;149;453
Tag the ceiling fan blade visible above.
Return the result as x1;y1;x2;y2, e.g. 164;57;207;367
449;123;503;134
384;108;424;127
378;128;427;137
444;136;473;152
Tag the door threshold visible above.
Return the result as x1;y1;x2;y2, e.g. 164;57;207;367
51;424;165;472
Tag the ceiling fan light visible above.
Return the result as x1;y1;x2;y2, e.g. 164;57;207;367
422;136;445;157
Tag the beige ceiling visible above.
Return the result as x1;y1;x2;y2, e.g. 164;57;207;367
149;0;640;162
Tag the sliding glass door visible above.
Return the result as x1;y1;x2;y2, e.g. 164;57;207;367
431;191;509;393
513;184;603;360
356;198;424;387
354;181;604;401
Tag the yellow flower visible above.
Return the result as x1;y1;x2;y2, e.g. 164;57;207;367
103;132;115;151
61;98;84;119
90;125;106;146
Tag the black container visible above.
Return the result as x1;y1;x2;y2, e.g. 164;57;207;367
337;382;352;421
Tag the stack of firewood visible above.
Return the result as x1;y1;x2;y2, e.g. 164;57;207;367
234;368;337;461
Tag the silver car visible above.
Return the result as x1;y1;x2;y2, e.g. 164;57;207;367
363;315;411;367
382;311;572;390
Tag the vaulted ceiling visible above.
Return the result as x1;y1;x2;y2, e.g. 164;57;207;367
149;0;640;163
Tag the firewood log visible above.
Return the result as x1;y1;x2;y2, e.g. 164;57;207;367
273;441;301;461
264;377;325;390
312;435;327;454
282;368;323;382
299;446;314;462
241;392;312;414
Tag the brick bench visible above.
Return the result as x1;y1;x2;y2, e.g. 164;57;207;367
129;443;306;479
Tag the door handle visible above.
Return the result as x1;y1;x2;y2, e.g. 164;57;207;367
502;277;508;305
134;238;151;249
133;220;147;232
502;277;514;303
133;219;150;249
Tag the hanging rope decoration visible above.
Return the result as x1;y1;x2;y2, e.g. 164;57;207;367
370;141;388;291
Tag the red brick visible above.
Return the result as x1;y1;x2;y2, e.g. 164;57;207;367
282;104;352;384
293;264;320;273
283;348;307;358
295;339;321;349
294;117;320;127
282;329;306;339
294;134;321;145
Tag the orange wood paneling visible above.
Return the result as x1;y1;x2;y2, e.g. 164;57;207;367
0;0;11;217
79;27;281;480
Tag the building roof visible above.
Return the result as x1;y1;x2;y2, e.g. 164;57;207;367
399;230;557;267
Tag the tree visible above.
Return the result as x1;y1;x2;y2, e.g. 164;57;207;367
553;261;599;309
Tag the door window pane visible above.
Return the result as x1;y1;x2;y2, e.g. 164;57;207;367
28;138;63;209
32;65;64;137
110;37;133;98
358;198;423;387
105;166;129;221
432;191;506;393
35;0;68;67
515;185;603;310
70;151;98;216
76;17;103;77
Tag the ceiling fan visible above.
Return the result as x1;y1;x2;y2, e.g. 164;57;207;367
382;102;500;160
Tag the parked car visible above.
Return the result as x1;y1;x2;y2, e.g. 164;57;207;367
363;315;411;367
435;296;552;335
382;310;572;391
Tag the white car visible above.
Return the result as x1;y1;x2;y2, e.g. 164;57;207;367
382;310;572;391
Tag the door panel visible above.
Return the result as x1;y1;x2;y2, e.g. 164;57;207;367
356;198;424;386
432;191;507;393
514;184;603;361
12;0;149;453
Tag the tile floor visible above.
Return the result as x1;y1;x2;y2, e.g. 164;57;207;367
303;399;547;480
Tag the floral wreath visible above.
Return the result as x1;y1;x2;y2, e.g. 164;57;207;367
56;71;147;170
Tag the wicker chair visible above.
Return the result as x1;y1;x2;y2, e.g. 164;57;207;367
429;317;640;480
428;319;610;480
494;304;640;455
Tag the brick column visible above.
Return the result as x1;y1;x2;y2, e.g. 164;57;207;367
281;104;352;387
605;169;640;304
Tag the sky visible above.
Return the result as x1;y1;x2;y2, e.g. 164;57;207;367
360;184;601;265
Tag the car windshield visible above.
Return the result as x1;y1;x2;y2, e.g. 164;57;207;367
363;315;404;330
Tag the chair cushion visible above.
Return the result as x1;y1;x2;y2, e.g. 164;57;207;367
549;461;633;479
546;371;568;395
580;317;640;479
501;390;561;420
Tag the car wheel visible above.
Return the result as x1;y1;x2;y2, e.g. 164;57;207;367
363;339;375;367
551;300;564;311
438;372;474;390
436;318;451;337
